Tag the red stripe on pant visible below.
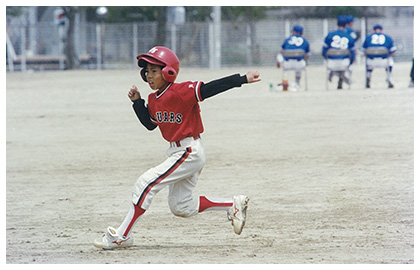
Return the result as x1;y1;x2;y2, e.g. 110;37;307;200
136;147;192;208
123;204;145;237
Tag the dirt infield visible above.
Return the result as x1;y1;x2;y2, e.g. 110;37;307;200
6;62;414;263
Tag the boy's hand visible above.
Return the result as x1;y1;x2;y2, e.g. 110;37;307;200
246;71;261;83
128;85;141;101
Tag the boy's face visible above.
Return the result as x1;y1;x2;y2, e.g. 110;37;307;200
145;63;169;91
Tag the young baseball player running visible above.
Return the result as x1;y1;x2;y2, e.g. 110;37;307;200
94;46;261;250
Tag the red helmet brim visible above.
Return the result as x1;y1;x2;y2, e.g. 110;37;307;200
136;54;165;68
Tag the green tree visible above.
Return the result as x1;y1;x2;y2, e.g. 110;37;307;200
222;7;269;65
184;6;212;21
222;6;268;21
6;6;23;17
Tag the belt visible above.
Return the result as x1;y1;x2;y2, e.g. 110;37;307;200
170;135;201;148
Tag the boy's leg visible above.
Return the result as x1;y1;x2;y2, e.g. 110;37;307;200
167;171;233;217
116;203;146;238
133;143;205;211
167;171;200;217
94;145;204;249
199;196;233;212
167;174;249;235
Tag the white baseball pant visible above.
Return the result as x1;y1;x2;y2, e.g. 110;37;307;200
132;136;205;217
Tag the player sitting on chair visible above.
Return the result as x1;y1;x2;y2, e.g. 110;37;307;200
276;24;310;90
362;24;397;88
322;15;356;89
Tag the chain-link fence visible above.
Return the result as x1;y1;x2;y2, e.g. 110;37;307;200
6;16;414;71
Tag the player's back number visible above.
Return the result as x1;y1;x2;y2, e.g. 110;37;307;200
288;36;304;47
331;35;349;49
371;34;386;45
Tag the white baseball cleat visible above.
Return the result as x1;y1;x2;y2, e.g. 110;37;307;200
93;226;133;250
227;195;249;235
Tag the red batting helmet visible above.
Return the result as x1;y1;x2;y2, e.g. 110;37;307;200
136;46;180;83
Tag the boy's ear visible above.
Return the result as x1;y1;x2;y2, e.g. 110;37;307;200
140;69;147;82
161;66;177;82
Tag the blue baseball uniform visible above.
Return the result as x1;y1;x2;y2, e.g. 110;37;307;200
281;34;310;60
276;25;310;90
346;26;358;41
322;29;356;64
345;15;358;41
363;32;396;59
362;25;396;88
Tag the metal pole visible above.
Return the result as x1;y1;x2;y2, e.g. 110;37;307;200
58;25;65;70
171;24;177;54
96;23;101;70
133;23;138;65
361;17;366;42
209;22;214;69
359;17;366;65
246;24;252;66
213;6;221;69
20;26;26;72
6;32;15;72
323;19;328;38
285;20;290;38
29;7;37;55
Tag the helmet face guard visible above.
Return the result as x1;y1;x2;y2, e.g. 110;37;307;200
136;46;180;83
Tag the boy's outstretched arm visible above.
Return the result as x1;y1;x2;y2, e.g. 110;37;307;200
199;71;261;100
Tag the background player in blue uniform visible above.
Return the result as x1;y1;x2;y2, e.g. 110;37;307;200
322;15;356;89
362;24;397;88
276;24;310;89
345;15;358;41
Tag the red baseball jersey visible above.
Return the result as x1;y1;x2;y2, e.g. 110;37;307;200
147;81;204;142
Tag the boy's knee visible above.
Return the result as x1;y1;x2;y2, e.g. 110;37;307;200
168;197;196;217
170;206;190;217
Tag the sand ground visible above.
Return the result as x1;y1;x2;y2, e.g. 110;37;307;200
5;62;414;263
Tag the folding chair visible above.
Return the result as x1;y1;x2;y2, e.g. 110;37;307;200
279;49;308;91
364;46;391;88
325;49;351;90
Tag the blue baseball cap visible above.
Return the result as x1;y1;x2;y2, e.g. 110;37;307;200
373;24;383;30
292;24;303;34
346;15;354;23
337;15;347;26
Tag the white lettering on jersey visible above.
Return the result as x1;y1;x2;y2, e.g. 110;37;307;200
371;34;386;45
331;35;349;49
288;36;304;46
156;111;182;124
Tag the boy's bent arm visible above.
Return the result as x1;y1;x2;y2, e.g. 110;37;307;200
132;99;157;131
